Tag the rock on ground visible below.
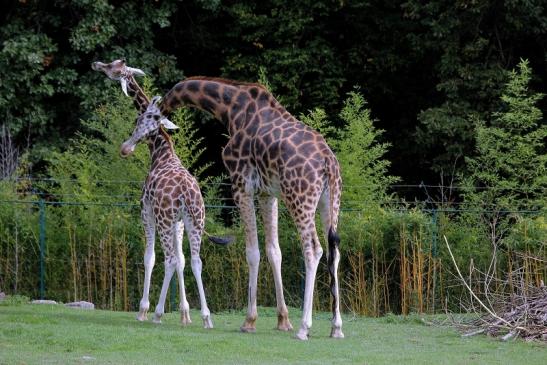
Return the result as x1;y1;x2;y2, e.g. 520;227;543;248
31;299;58;305
65;301;95;310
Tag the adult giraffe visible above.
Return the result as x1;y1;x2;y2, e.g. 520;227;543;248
130;77;343;340
91;60;231;328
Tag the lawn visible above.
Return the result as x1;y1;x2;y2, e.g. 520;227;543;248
1;302;545;365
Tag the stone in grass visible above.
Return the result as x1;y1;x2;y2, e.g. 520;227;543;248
65;301;95;310
31;299;58;305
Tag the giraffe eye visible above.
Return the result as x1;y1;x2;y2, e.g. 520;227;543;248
153;115;160;121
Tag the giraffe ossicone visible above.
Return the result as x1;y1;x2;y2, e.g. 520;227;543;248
148;97;178;129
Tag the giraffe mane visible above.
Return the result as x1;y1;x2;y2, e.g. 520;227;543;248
158;125;175;152
184;76;268;91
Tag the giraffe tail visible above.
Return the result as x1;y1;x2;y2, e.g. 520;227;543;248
325;155;342;318
204;230;235;246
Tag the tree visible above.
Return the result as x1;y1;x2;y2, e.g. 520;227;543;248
406;0;547;175
461;59;546;262
302;91;398;206
0;0;183;163
337;92;399;206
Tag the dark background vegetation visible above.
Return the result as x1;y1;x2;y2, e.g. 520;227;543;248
2;0;546;186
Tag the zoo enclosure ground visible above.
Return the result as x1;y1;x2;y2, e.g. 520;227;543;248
0;304;546;364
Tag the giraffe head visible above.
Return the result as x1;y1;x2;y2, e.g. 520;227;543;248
91;58;145;96
120;97;178;157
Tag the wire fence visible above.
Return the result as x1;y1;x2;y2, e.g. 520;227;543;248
0;180;545;315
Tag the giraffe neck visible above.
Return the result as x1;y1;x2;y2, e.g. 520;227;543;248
124;75;150;114
148;128;177;170
159;77;290;136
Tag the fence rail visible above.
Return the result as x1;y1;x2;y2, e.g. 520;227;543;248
0;190;545;315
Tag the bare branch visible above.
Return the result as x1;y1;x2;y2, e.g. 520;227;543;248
0;125;19;179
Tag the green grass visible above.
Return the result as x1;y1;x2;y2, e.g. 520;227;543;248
0;303;545;365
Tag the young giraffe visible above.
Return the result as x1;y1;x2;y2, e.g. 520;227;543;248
91;59;230;328
137;77;343;340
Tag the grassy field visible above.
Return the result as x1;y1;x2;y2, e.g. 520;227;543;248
1;302;546;365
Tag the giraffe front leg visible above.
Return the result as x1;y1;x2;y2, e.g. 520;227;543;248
137;203;155;322
234;190;260;333
259;196;292;331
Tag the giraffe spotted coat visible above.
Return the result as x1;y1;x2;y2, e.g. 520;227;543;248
140;77;344;340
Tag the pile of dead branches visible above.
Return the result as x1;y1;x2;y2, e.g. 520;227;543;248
463;284;547;341
443;236;547;342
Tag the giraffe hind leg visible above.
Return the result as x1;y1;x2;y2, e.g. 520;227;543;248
153;257;176;324
295;229;323;340
234;190;259;333
173;221;191;326
259;195;292;331
319;190;344;338
184;214;213;329
328;227;344;338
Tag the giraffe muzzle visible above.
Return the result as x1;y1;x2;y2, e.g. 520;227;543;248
120;142;135;158
91;61;105;71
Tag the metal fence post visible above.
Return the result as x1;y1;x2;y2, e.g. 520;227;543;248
39;199;46;299
431;208;438;258
431;208;438;312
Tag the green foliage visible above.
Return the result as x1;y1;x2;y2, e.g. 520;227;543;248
46;94;148;201
1;0;546;183
462;60;546;218
0;0;183;163
336;92;399;205
69;0;116;52
457;59;547;267
170;108;212;184
221;1;345;111
0;21;63;136
505;215;547;252
299;107;338;144
0;294;29;306
0;179;40;297
301;91;397;206
406;0;547;174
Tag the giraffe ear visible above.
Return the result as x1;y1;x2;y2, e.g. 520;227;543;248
151;96;162;106
160;118;179;130
127;67;146;77
120;78;129;97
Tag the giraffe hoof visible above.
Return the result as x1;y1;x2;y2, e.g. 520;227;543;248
202;316;214;329
330;328;345;339
153;314;162;324
277;314;293;331
276;322;293;331
136;312;148;322
240;326;256;333
295;329;309;341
